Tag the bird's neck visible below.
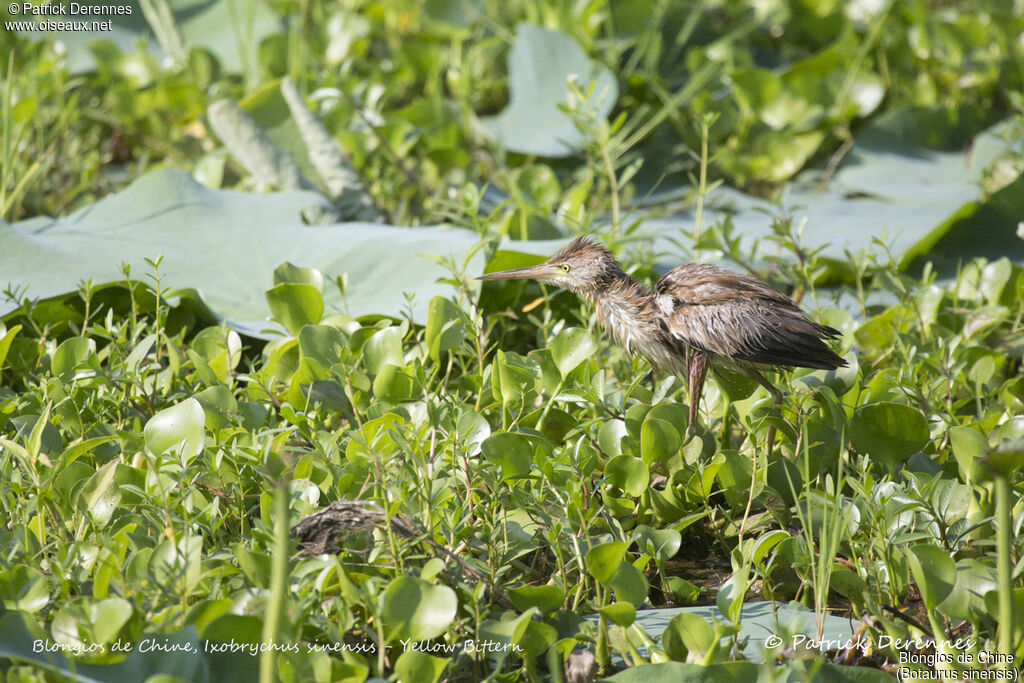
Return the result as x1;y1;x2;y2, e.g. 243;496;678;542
579;270;659;328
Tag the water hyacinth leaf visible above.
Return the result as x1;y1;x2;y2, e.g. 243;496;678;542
640;417;681;464
144;399;206;459
425;296;468;361
905;544;956;611
481;432;533;481
0;324;21;381
634;525;682;563
0;565;51;613
481;24;618;157
661;611;717;663
297;324;347;373
936;560;996;622
373;363;421;402
716;566;749;625
51;337;95;381
508;585;565;615
550;327;597;379
362;327;403;375
605;455;649;497
265;283;324;336
90;598;133;643
393;650;450;683
849;402;929;472
609;562;648;606
599;602;637;627
382;576;457;642
194;386;238;432
78;460;120;529
585;542;627;584
273;262;324;290
664;577;700;605
949;426;988;484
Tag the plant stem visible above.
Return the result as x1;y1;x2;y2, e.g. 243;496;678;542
260;482;290;683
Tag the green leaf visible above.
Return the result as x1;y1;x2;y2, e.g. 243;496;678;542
481;24;618;157
949;426;988;484
91;598;132;643
265;282;324;336
381;576;458;642
481;432;533;481
425;296;467;361
661;611;716;663
508;585;565;615
51;337;95;381
640;417;681;464
905;544;957;611
634;525;682;563
144;398;206;459
609;562;648;606
605;455;649;497
0;324;22;381
550;327;597;379
850;402;929;472
393;650;449;683
585;542;626;585
273;262;324;290
362;326;403;375
599;602;636;627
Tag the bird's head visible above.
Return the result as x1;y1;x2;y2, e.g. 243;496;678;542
476;237;620;295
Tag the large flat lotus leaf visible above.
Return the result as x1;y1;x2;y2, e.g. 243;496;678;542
638;114;1021;274
17;0;281;73
586;601;855;665
481;24;618;157
0;170;483;335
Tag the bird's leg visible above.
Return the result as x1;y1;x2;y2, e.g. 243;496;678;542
739;366;783;455
686;349;709;438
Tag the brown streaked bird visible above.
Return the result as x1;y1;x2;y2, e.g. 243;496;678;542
477;237;847;435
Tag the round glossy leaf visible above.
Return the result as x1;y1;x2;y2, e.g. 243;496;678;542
599;602;636;627
551;327;596;379
51;337;94;381
905;544;956;611
662;611;715;662
373;363;420;402
850;402;929;472
641;417;681;464
948;426;987;483
297;324;346;371
481;432;533;481
90;597;132;643
599;419;628;456
273;261;324;290
265;282;324;336
382;576;458;642
936;559;996;621
609;563;648;606
144;398;206;459
664;577;700;605
194;386;237;431
508;585;565;615
585;542;626;584
362;326;404;375
634;525;681;563
605;455;649;497
393;650;449;683
425;296;467;361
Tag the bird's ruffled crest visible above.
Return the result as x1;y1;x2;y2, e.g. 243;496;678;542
548;236;614;264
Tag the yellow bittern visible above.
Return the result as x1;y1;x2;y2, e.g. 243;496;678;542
477;237;846;435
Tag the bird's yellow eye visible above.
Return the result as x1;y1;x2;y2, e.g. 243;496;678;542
560;263;571;273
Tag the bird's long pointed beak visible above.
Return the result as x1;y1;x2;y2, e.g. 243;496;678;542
476;263;557;282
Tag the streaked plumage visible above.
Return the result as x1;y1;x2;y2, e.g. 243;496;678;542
477;237;846;434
